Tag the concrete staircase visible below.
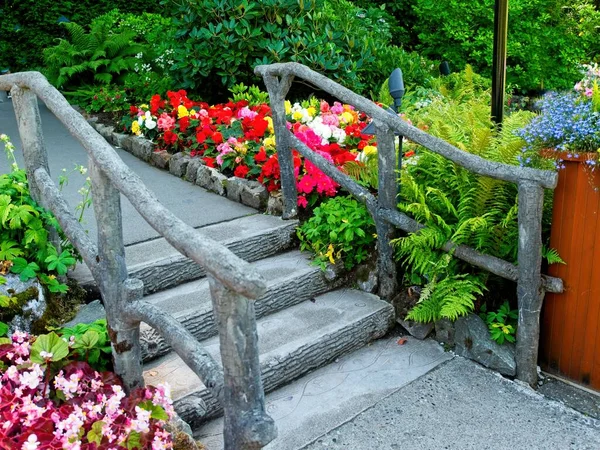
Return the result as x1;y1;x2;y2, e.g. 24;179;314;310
74;211;395;430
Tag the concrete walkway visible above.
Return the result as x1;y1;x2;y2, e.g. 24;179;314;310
0;97;254;245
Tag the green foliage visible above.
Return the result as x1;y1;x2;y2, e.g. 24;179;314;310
0;135;78;296
229;84;271;106
0;1;161;73
164;0;436;101
42;21;144;91
480;301;518;344
343;156;379;190
393;70;543;322
297;196;376;270
58;319;113;371
408;0;600;92
30;331;70;365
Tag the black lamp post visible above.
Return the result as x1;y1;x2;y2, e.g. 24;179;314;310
388;68;405;114
492;0;509;125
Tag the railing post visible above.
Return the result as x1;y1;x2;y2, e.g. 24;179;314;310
515;181;546;387
264;74;297;219
207;275;277;450
89;158;144;391
374;120;398;300
11;85;49;203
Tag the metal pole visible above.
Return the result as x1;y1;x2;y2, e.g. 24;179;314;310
492;0;509;125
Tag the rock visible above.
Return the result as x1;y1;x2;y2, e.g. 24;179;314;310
97;124;114;141
151;150;172;170
169;153;191;178
397;319;434;340
455;314;516;376
226;176;244;202
240;180;268;209
62;300;105;328
131;137;153;161
267;191;283;215
112;132;128;148
323;262;344;281
185;158;203;184
356;264;378;293
196;165;227;196
121;135;135;152
0;274;45;334
434;318;455;346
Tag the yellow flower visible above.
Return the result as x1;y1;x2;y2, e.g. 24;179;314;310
292;110;304;121
325;244;336;265
307;106;316;117
285;100;292;115
341;111;355;125
263;136;276;149
140;104;149;110
265;116;275;134
177;105;189;119
363;145;377;157
131;121;141;135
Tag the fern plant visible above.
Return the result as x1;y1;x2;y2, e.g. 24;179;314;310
392;69;556;323
42;21;143;91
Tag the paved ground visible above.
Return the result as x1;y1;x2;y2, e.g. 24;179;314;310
198;331;600;450
302;357;600;450
0;96;254;245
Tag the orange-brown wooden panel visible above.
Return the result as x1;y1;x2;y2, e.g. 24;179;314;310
540;155;600;392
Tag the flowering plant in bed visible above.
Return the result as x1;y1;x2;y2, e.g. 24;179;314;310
0;330;174;449
517;64;600;171
122;90;382;208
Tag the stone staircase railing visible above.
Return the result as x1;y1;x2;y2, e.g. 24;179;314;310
0;72;276;450
255;62;564;388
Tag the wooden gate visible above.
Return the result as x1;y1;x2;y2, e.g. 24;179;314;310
540;153;600;391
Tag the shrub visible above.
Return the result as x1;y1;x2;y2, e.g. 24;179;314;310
408;0;600;92
163;0;437;101
0;1;161;73
297;196;376;270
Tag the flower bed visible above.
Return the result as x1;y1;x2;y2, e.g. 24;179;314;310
0;330;175;449
118;91;381;209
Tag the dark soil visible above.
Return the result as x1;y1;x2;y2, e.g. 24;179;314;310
94;111;126;129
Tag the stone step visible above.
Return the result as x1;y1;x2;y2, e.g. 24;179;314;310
139;250;341;361
71;214;298;295
143;288;395;428
196;335;453;450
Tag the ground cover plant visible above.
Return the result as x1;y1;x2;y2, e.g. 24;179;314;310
0;329;175;449
0;135;82;334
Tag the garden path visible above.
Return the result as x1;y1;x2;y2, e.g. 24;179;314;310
0;96;255;245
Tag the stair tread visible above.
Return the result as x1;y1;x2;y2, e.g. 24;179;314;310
143;289;393;402
71;214;298;284
142;250;315;317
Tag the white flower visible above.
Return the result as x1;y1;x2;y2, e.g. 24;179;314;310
137;116;144;125
145;119;157;130
22;434;39;450
39;351;53;359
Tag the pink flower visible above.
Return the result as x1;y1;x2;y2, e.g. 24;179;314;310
157;113;176;131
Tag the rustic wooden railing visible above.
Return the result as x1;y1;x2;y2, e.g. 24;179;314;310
255;62;564;388
0;72;276;449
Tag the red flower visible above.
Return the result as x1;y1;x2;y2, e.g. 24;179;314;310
234;164;250;178
129;105;138;115
212;132;223;144
203;157;216;168
254;147;268;163
179;116;191;133
404;150;416;158
150;94;165;115
163;130;178;146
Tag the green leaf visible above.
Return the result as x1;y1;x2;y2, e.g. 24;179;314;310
127;431;142;450
30;332;70;364
0;241;23;260
10;257;40;281
139;400;169;421
79;330;99;349
0;321;9;337
87;421;105;446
